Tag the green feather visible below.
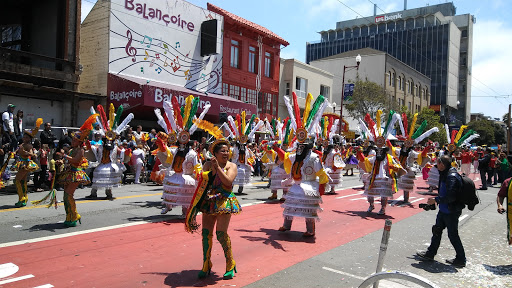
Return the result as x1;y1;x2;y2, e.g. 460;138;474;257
283;119;291;145
383;110;395;135
271;119;277;137
320;117;325;137
305;95;325;128
245;114;256;135
180;106;185;120
186;97;200;130
456;129;476;147
411;120;427;139
113;105;124;129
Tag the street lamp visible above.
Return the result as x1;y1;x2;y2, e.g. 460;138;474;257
339;54;361;134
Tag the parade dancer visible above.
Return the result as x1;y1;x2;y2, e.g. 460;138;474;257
57;115;97;226
320;117;345;194
357;111;405;215
343;145;358;176
265;118;293;201
11;118;42;207
396;113;439;203
84;104;133;200
274;92;330;237
154;96;206;216
226;111;257;195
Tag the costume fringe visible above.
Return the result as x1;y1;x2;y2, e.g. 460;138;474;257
193;119;223;139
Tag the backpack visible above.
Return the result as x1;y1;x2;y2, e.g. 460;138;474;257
457;173;479;210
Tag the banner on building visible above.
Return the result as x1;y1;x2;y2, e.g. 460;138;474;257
109;0;224;94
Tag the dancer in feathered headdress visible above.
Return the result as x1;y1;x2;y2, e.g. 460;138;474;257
183;112;244;280
154;95;204;216
263;118;293;201
11;118;43;207
84;104;134;200
319;114;346;195
356;110;406;215
273;92;330;237
51;114;99;227
395;112;439;203
224;110;260;194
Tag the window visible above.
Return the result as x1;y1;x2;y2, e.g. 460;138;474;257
461;29;468;38
388;72;392;86
1;25;22;50
229;85;240;100
398;76;402;91
230;40;240;68
296;77;307;98
407;81;411;93
264;52;272;77
320;85;330;98
248;46;257;73
247;89;257;105
223;83;229;96
392;72;396;87
415;85;419;97
241;87;247;102
408;102;411;111
285;82;290;96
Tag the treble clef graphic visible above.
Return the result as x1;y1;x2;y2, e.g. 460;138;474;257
125;30;137;62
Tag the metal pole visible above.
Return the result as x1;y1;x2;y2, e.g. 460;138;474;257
339;65;346;135
373;219;392;288
508;104;511;155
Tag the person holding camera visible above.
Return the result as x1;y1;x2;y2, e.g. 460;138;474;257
416;155;466;268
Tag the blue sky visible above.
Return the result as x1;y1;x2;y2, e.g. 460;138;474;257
82;0;512;120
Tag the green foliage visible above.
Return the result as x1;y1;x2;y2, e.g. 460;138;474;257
345;77;391;120
416;107;447;145
467;119;506;145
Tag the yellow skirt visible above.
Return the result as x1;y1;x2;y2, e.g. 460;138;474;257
11;160;39;172
58;169;91;185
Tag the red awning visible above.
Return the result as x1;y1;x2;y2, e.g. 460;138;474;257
107;73;257;123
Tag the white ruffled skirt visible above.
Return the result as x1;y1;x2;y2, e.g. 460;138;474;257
282;180;323;221
92;163;124;190
162;172;196;209
233;164;252;186
326;168;343;192
398;169;416;191
270;166;292;190
427;167;439;188
363;177;394;198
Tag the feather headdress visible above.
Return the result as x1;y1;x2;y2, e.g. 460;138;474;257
24;118;44;138
91;104;134;141
283;92;330;143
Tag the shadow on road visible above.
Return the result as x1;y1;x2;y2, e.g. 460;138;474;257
410;257;458;273
483;264;512;275
332;209;395;220
25;222;71;232
236;227;315;251
122;200;162;208
124;215;182;223
142;270;224;287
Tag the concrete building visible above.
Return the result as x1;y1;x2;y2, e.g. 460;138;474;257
278;58;334;119
0;0;100;128
310;48;431;131
306;2;474;124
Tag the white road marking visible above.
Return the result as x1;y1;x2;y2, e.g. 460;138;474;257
336;191;364;199
409;198;424;204
0;274;34;285
33;285;54;288
459;214;469;221
350;197;369;201
241;201;265;207
0;263;19;279
322;266;365;280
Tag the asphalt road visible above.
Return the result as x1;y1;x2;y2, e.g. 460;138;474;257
0;172;511;287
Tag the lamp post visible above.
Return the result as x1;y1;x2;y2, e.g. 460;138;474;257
339;54;361;134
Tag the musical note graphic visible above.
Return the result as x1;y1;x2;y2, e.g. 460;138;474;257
184;69;191;80
175;42;180;48
125;30;137;62
200;73;206;81
144;50;150;60
163;43;169;54
163;58;169;67
170;56;181;72
155;67;162;74
150;59;155;67
140;67;144;73
140;35;153;48
185;51;191;57
155;53;160;60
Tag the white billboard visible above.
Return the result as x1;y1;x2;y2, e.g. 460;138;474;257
109;0;223;94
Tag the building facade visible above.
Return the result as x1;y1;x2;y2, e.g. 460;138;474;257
279;58;334;119
0;0;99;128
306;2;473;124
207;3;288;119
310;48;430;131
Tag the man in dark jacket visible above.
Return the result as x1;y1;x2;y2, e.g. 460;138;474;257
478;148;491;190
40;122;57;148
416;155;466;268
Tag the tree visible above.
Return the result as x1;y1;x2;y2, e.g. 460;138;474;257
416;107;447;146
467;119;506;145
345;77;391;120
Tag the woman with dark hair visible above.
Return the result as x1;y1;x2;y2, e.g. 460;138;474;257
185;139;240;280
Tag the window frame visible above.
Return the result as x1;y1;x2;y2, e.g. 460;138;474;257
248;46;257;73
230;39;240;69
264;51;272;77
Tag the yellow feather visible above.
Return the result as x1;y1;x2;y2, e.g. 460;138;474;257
409;113;418;139
183;95;194;129
193;119;223;139
376;110;382;136
31;118;44;137
454;125;468;144
241;111;246;135
302;93;314;126
109;103;115;130
323;116;329;139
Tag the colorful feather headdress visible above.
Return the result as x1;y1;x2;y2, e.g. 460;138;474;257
444;124;478;151
283;92;330;143
359;110;401;147
154;95;210;144
396;112;439;148
321;113;343;146
225;110;261;144
90;103;134;141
